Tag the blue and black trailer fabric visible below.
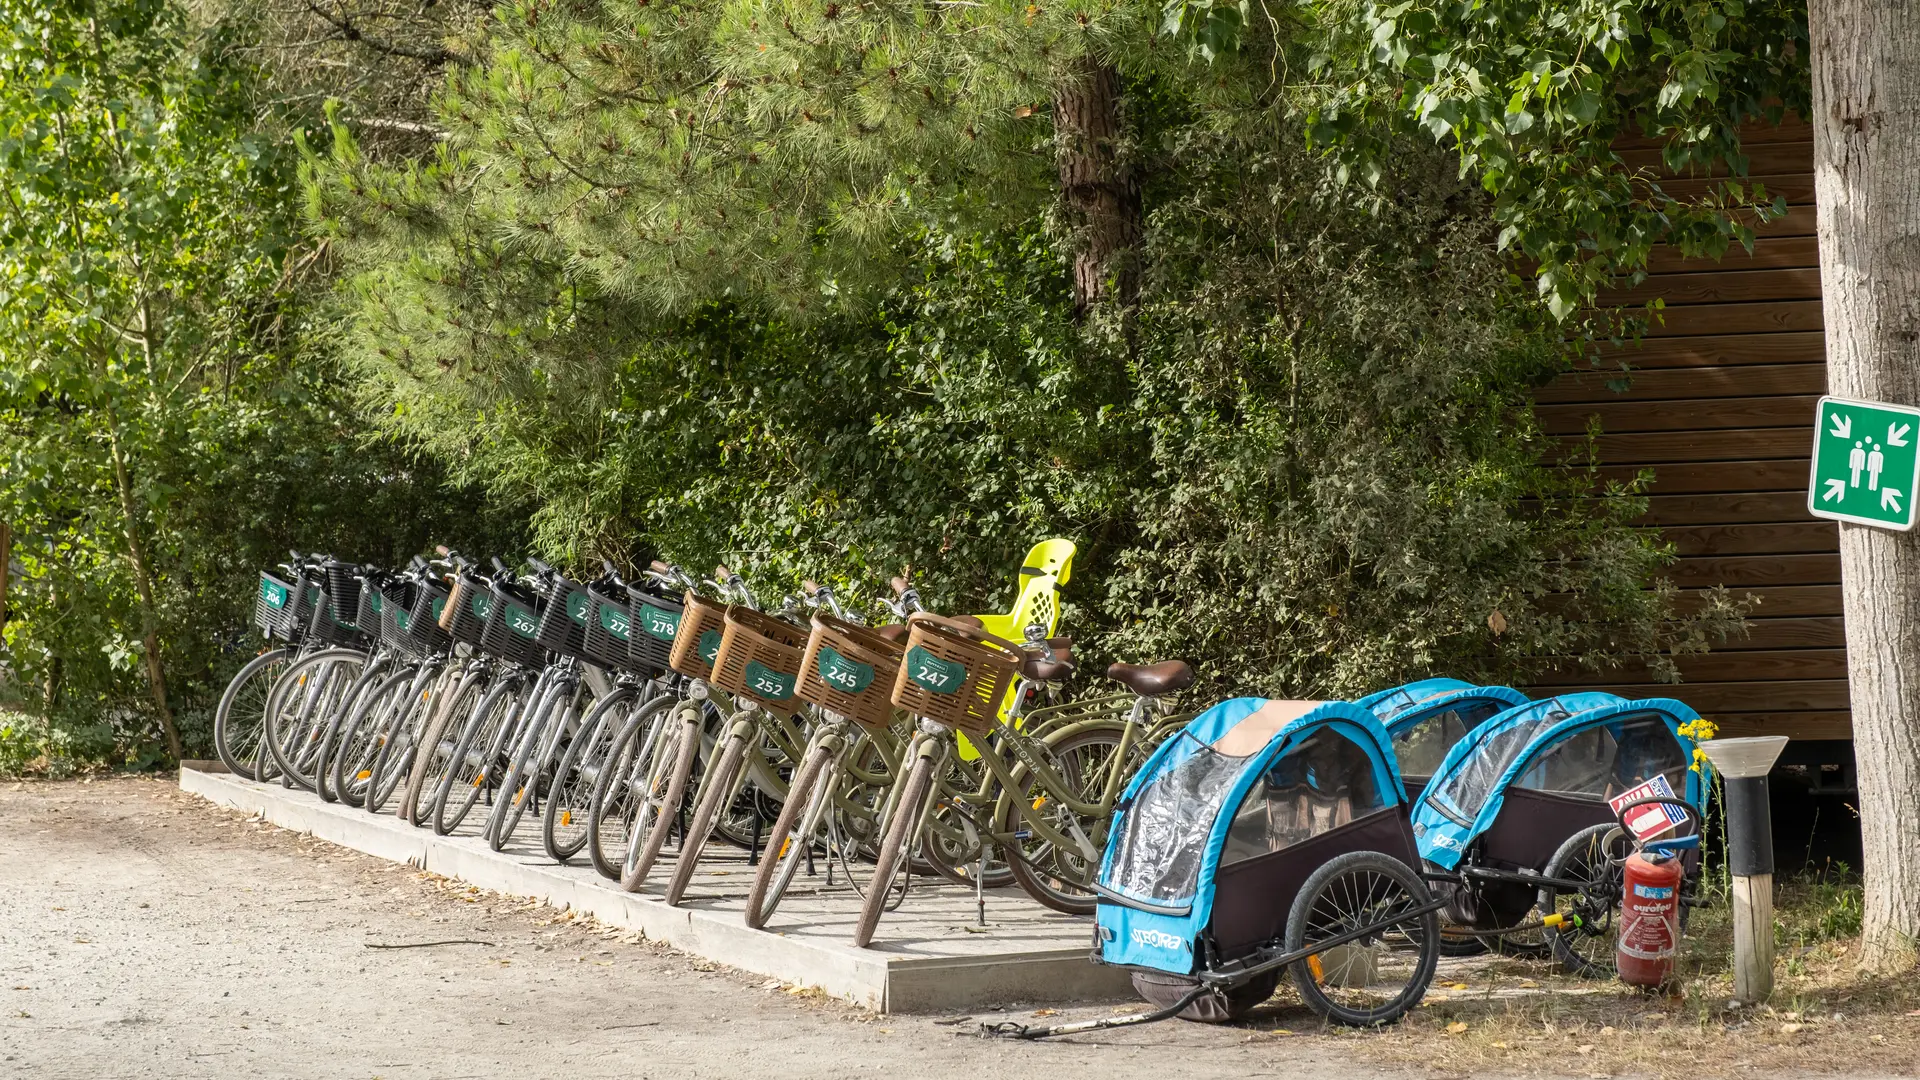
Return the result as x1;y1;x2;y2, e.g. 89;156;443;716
1412;693;1709;872
1092;697;1413;977
1356;680;1529;800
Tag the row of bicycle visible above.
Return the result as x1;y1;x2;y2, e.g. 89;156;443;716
213;540;1717;1014
215;540;1204;945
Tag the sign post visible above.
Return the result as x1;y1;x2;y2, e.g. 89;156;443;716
1808;395;1920;530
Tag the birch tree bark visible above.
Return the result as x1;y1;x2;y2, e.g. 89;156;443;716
1810;0;1920;970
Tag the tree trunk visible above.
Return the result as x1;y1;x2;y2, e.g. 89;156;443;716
1053;57;1141;319
105;421;184;764
1810;0;1920;970
0;520;10;629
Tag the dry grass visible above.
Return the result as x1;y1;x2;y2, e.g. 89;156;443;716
1306;875;1920;1077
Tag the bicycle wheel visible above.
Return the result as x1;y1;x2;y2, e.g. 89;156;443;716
662;726;753;905
745;741;835;929
214;648;291;781
432;675;529;836
1541;824;1632;978
1285;850;1441;1027
542;685;634;863
620;703;702;892
998;724;1141;915
263;649;366;791
488;678;577;851
332;668;413;809
852;747;935;948
314;658;390;804
366;668;442;815
401;665;487;826
586;694;673;880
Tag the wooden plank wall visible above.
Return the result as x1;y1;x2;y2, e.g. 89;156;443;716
1529;118;1850;741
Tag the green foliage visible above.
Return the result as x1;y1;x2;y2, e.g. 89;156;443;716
1299;0;1811;319
0;0;517;771
308;1;1738;696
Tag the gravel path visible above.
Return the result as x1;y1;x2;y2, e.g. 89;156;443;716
0;776;1402;1080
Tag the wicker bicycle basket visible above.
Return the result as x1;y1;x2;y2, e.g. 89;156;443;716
440;573;492;647
628;590;686;674
795;613;905;730
533;576;592;661
478;580;547;666
253;571;296;637
709;606;810;713
405;579;452;654
580;583;638;671
888;614;1024;736
666;591;729;681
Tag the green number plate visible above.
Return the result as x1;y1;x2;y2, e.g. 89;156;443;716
638;603;681;642
259;577;289;609
567;590;591;625
905;646;967;695
506;602;539;639
470;589;490;620
431;595;446;620
744;660;797;702
600;603;631;641
815;646;874;694
697;628;723;664
392;606;412;632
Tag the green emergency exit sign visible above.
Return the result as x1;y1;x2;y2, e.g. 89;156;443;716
1809;395;1920;531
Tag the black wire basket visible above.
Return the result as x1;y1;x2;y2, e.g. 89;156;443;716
405;578;452;654
305;589;368;648
579;583;638;671
627;589;684;674
533;575;592;661
354;575;385;632
322;561;361;627
254;571;297;638
478;580;547;666
440;572;492;647
379;583;428;659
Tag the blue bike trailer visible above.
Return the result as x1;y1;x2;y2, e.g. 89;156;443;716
1413;693;1710;875
1357;680;1529;800
1093;697;1412;976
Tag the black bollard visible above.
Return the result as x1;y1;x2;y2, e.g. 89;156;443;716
1700;735;1789;1004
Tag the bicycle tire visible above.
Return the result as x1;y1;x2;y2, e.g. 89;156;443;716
852;749;935;948
586;694;673;880
1540;823;1632;979
620;705;702;892
400;665;486;826
487;678;573;851
541;685;635;863
432;675;528;836
662;727;752;905
745;741;834;929
213;648;291;781
314;657;390;803
262;649;366;791
998;725;1136;915
1285;850;1441;1027
332;668;413;809
366;669;440;815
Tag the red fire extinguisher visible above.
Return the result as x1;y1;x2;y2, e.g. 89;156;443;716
1612;797;1700;989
